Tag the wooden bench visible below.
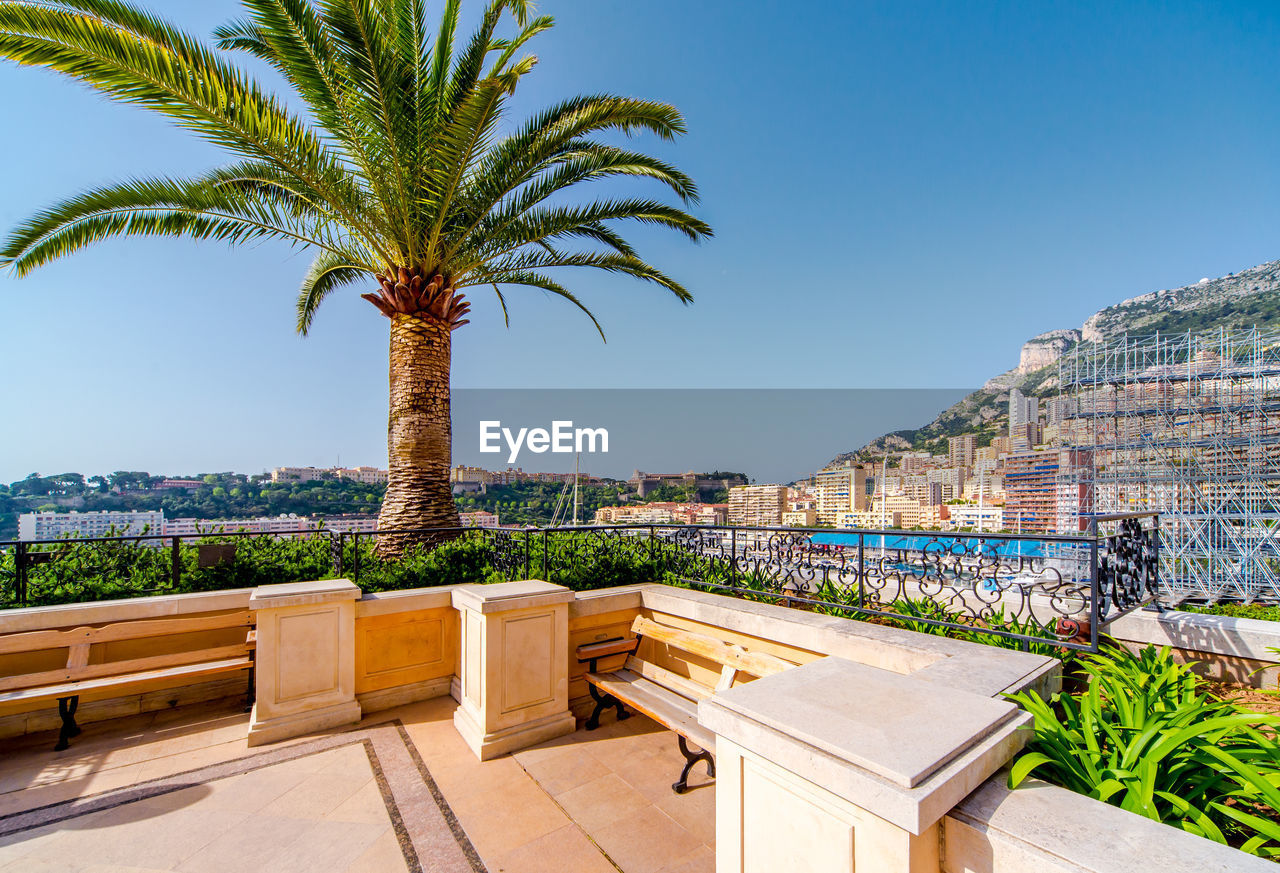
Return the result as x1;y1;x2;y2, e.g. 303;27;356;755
0;611;256;750
576;615;793;793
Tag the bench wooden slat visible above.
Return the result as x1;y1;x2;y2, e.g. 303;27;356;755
0;643;253;693
632;616;793;678
0;656;252;706
0;611;252;656
577;638;637;661
715;664;738;692
623;656;712;702
587;669;715;751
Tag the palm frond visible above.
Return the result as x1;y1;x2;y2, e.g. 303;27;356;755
0;0;709;335
296;249;370;334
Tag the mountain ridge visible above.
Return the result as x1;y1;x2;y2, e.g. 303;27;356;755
830;259;1280;465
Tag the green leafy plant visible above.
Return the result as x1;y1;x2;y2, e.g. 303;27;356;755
1184;602;1280;623
1009;645;1280;858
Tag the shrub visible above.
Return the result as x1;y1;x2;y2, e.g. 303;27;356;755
1009;645;1280;858
1184;602;1280;623
353;537;501;592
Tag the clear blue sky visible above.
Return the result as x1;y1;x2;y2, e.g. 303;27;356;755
3;0;1280;481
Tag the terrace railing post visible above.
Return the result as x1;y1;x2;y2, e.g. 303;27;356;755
15;541;28;606
730;528;738;585
856;533;865;609
170;536;181;591
1088;518;1101;653
352;533;362;587
649;525;656;571
542;530;549;583
332;532;344;579
1149;513;1163;611
523;529;531;580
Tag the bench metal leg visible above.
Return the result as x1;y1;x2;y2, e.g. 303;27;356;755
54;695;80;752
245;660;256;713
585;683;630;731
673;735;714;794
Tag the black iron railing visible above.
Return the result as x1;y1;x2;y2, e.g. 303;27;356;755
1;518;1162;653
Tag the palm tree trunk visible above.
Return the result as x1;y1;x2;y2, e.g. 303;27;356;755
376;313;459;557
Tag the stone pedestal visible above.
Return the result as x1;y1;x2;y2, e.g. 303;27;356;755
247;579;362;746
699;656;1032;873
451;580;576;760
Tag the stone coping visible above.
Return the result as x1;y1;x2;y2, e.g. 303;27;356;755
249;578;360;609
1109;608;1280;662
708;658;1022;789
451;579;573;614
636;585;1059;698
0;588;254;632
949;775;1275;872
356;586;461;618
567;585;645;619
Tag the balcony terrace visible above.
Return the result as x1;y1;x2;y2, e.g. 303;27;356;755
0;523;1274;872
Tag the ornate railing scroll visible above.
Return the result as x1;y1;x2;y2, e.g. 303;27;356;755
1092;512;1161;623
648;525;1099;652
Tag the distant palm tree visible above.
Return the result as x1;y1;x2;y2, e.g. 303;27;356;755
0;0;710;554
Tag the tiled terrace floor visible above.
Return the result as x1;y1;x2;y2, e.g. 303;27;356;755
0;697;715;873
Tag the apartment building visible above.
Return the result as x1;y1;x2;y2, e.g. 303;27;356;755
1009;388;1040;433
1010;421;1044;452
899;452;935;474
727;485;787;527
270;466;388;485
450;466;493;485
812;466;867;524
1003;450;1089;534
337;466;388;485
593;503;726;526
460;510;500;529
947;435;976;468
162;515;319;536
866;493;927;529
322;514;380;533
18;510;165;540
1044;396;1078;426
782;509;817;527
948;504;1005;531
154;479;204;490
927;467;966;502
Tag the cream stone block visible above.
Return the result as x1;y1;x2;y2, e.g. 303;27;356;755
717;738;939;873
451;580;575;760
703;656;1032;873
247;579;361;746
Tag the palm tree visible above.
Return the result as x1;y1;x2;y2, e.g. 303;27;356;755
0;0;710;555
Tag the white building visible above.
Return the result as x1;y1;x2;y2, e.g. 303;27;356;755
947;504;1005;532
162;515;319;537
1009;388;1040;435
19;510;165;541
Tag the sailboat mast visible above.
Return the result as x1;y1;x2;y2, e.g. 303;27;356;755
573;452;581;525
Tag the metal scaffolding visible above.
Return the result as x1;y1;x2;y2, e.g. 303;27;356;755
1059;327;1280;602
